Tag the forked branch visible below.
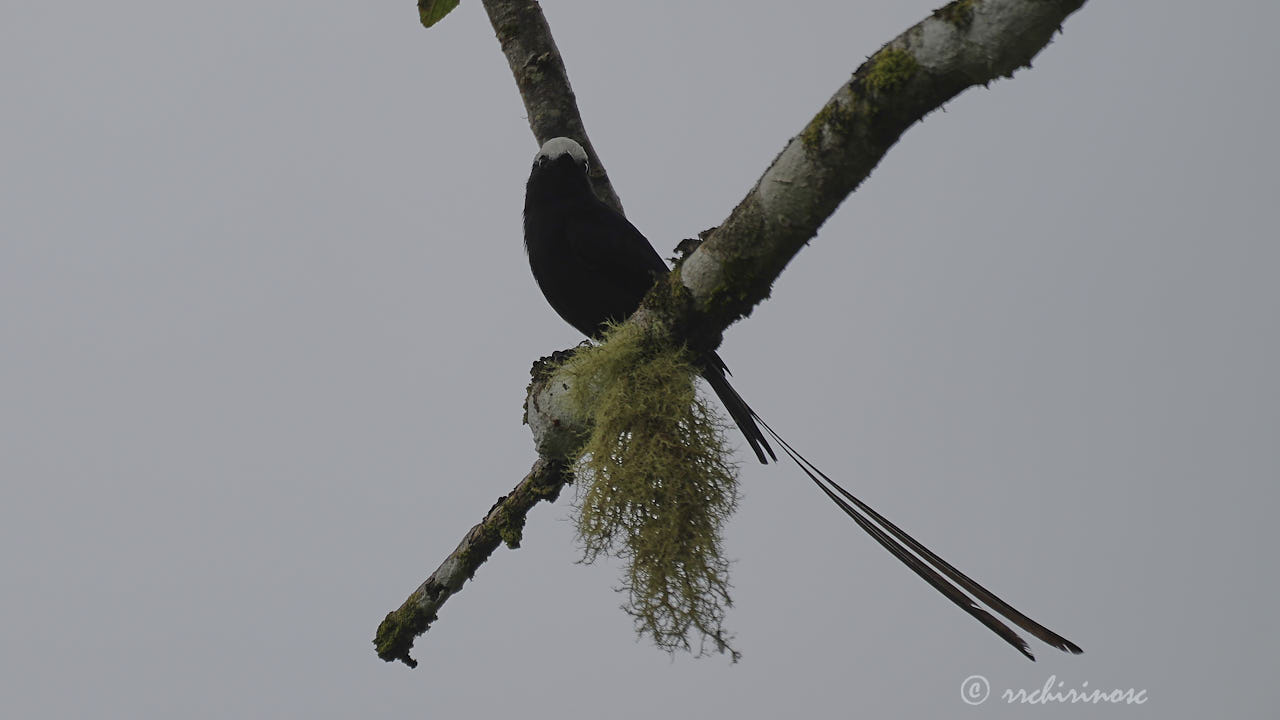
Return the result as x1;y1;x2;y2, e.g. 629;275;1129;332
377;0;1089;667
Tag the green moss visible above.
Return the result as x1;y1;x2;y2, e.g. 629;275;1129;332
800;47;917;155
559;321;742;660
933;0;977;28
865;48;919;94
801;98;857;153
641;273;692;323
692;243;770;323
374;604;437;667
530;476;564;499
496;505;526;549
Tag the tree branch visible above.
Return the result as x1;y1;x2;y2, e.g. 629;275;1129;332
479;0;624;213
681;0;1088;334
374;457;569;667
376;0;1089;667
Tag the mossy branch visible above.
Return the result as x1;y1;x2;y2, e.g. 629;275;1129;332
679;0;1089;334
373;457;569;668
377;0;1091;667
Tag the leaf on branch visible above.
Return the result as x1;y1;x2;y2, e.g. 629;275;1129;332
418;0;460;29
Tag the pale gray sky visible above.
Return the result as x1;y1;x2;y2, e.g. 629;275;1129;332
2;2;1276;718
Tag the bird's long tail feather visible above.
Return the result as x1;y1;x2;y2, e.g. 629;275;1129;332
701;363;776;464
699;362;1079;658
751;412;1083;660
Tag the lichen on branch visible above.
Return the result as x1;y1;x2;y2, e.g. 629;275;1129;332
558;322;743;660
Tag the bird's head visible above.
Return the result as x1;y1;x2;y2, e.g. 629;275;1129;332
527;137;593;196
533;137;588;170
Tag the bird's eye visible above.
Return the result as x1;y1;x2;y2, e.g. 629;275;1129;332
581;159;590;172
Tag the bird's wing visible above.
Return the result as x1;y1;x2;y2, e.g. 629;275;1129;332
564;202;671;297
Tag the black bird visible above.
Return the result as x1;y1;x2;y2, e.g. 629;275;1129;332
523;136;1081;660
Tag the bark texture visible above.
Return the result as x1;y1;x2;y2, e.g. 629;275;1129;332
680;0;1089;334
374;458;568;667
480;0;624;213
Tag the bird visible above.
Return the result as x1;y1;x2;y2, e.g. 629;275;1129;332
522;136;1082;660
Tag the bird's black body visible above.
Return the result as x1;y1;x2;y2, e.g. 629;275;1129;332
521;137;1080;660
523;144;669;339
523;138;774;463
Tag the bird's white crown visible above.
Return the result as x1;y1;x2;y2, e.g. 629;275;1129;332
536;137;588;165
